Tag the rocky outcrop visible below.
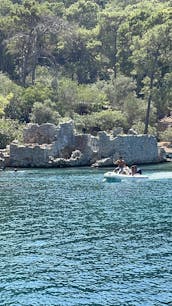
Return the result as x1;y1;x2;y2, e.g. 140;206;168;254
0;157;5;169
0;148;10;169
128;128;137;135
92;134;161;167
10;143;52;167
51;121;76;158
49;150;84;167
23;123;58;144
109;134;159;165
9;121;165;168
158;142;172;160
92;157;113;167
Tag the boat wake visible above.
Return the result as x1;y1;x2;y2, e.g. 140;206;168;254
149;171;172;180
103;170;172;183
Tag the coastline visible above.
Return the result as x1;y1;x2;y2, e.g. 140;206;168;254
1;122;171;170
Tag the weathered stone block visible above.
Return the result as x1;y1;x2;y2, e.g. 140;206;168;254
8;121;164;168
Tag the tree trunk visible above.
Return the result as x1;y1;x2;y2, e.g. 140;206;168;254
31;65;36;85
21;55;27;86
144;73;154;134
113;34;117;78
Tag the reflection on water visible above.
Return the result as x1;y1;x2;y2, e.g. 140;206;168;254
0;165;172;305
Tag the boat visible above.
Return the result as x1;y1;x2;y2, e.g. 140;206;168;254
104;171;149;182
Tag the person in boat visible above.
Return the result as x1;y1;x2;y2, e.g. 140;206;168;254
114;156;126;174
131;165;137;176
122;165;131;175
137;168;142;174
130;165;142;176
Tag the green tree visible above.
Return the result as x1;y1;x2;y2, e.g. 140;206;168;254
74;83;108;115
152;72;172;119
0;72;22;96
99;8;125;78
5;0;71;85
56;78;78;115
5;83;52;122
66;0;99;29
118;0;171;78
30;100;61;125
159;127;172;142
0;93;12;117
0;118;24;148
74;109;127;134
56;77;107;116
0;0;16;78
55;26;101;83
101;74;136;109
132;22;171;134
131;121;157;136
118;3;151;77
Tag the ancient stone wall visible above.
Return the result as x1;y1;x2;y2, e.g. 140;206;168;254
23;123;57;144
111;135;159;165
9;121;164;167
9;143;52;167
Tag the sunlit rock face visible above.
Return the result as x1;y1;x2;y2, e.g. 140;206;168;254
110;134;159;165
23;123;58;144
9;143;53;167
9;121;163;168
92;133;160;167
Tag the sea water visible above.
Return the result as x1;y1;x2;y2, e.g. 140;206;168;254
0;164;172;306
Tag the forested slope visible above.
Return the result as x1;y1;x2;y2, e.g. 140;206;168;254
0;0;171;148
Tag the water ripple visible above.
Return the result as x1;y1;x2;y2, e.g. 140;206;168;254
0;167;172;305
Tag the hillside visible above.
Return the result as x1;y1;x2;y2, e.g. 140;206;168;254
0;0;171;148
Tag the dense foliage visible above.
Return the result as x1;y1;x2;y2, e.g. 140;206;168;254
0;0;171;147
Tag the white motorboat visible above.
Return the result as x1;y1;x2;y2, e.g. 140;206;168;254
104;171;149;182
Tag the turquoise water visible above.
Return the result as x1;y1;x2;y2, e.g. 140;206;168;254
0;164;172;306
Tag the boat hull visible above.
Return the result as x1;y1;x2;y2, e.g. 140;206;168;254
104;171;148;182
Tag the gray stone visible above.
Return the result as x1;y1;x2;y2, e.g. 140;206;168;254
0;149;10;168
0;157;5;169
23;123;57;144
112;127;123;137
9;143;52;167
50;150;84;167
51;121;75;158
74;134;96;165
92;157;113;167
158;147;167;161
112;135;159;165
23;123;39;143
8;121;165;168
97;131;114;158
128;128;137;135
71;150;82;160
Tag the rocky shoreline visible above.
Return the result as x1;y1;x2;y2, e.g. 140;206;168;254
0;121;167;169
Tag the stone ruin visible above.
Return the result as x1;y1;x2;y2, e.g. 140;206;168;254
5;121;165;168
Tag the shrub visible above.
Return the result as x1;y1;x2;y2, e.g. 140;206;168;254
159;127;172;142
132;121;157;136
5;83;52;122
0;118;25;148
30;101;61;125
74;110;127;134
